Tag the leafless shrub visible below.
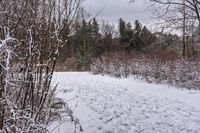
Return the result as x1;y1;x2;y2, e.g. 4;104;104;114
91;52;200;90
0;0;83;132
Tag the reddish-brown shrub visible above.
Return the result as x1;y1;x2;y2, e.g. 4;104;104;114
91;51;200;90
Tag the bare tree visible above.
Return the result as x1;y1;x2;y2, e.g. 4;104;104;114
148;0;200;57
130;0;200;57
149;0;200;23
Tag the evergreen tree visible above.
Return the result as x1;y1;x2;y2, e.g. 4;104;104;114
140;26;157;51
131;20;143;51
126;22;134;48
118;19;156;52
119;18;127;45
92;18;99;38
134;20;142;35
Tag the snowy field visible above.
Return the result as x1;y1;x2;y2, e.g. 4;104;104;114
50;72;200;133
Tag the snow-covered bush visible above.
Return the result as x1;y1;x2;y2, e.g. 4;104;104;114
0;0;83;132
91;52;200;90
0;29;71;133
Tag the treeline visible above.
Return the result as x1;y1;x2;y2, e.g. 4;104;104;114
57;18;181;71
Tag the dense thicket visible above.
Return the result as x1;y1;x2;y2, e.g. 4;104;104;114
0;0;82;132
91;52;200;89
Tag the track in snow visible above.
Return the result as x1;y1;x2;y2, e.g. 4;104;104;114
51;72;200;133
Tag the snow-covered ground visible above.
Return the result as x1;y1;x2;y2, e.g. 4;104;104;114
50;72;200;133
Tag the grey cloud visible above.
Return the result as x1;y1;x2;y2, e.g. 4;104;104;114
83;0;153;25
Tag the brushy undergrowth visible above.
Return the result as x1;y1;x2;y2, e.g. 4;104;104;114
91;52;200;90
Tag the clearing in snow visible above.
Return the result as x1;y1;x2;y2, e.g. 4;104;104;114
50;72;200;133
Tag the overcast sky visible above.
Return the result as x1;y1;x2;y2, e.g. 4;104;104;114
83;0;157;30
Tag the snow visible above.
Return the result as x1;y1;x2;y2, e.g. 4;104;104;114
50;72;200;133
